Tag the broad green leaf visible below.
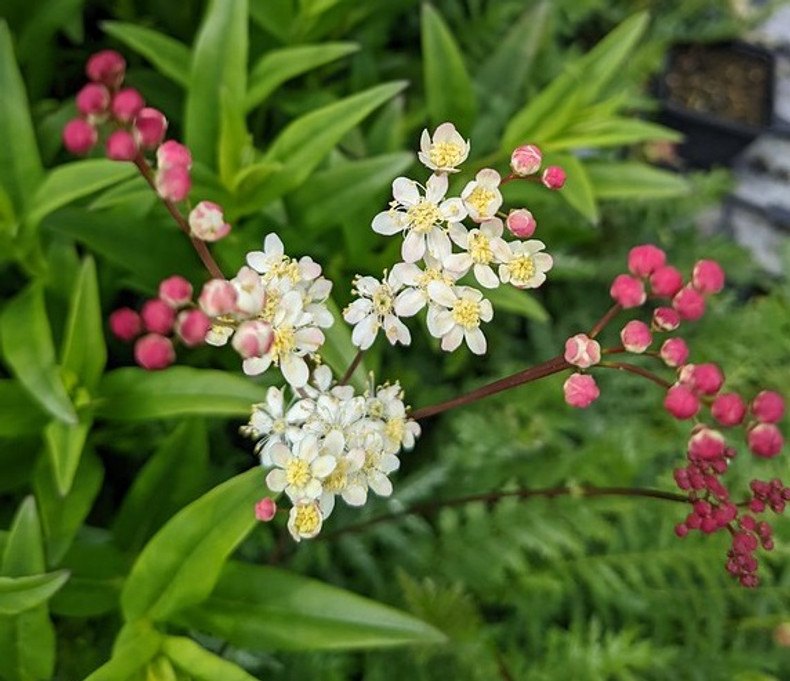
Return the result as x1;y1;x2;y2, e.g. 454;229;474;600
163;637;259;681
43;418;92;496
179;561;446;650
544;117;681;152
114;421;209;552
120;469;263;622
88;175;154;211
230;161;283;217
553;153;598;224
0;21;43;214
101;22;191;86
83;621;162;681
421;4;476;131
0;380;46;437
217;87;250;187
502;83;583;151
0;286;77;425
586;161;691;200
319;298;366;392
185;0;248;168
95;367;271;421
245;42;359;112
485;285;549;323
0;572;70;615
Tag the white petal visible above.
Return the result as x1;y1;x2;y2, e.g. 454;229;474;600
295;327;324;351
264;233;285;256
323;429;345;456
379;453;401;473
312;454;337;478
401;231;425;263
427;280;456;307
425;173;448;202
368;471;393;497
245;251;267;272
265;387;284;417
270;442;291;467
343;298;373;324
342;483;368;506
429;310;455;337
384;316;411;346
372;211;404;235
444;252;472;276
394;288;425;317
302;479;322;500
266;468;287;492
351;314;379;350
474;264;500;289
440;198;468;223
448;222;469;248
465;327;487;355
441;325;464;352
355;276;379;296
479;299;494;322
426;228;451;261
281;354;309;388
392;177;419;205
243;356;272;376
319;491;336;518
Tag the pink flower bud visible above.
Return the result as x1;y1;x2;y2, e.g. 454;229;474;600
692;259;725;294
652;306;680;332
62;118;97;154
541;165;566;189
747;423;784;458
628;244;666;278
610;274;646;308
672;286;705;321
155;165;191;202
255;498;277;522
232;320;273;359
688;426;726;461
158;275;193;308
109;307;142;341
76;83;110;116
175;309;211;347
141;298;176;334
691;363;724;395
751;390;785;423
620;320;652;353
188;201;231;242
198;279;238;317
86;50;126;88
156;140;192;169
563;373;600;408
649;265;684;298
564;333;601;368
505;209;537;238
712;393;746;427
105;130;138;161
510;144;542;176
664;384;700;420
134;333;175;370
133;107;168;149
659;337;689;367
110;88;145;123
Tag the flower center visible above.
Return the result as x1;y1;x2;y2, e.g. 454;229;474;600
468;231;492;264
465;186;496;216
271;418;286;434
293;503;321;534
324;460;348;493
286;459;311;487
416;268;453;291
452;299;481;329
271;325;295;361
406;199;440;234
384;418;405;443
368;399;385;419
429;141;465;169
260;289;280;323
269;258;301;283
372;286;393;316
509;256;535;282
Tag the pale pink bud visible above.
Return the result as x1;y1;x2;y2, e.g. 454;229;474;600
232;320;273;359
652;306;680;332
751;391;785;423
134;333;175;370
175;309;211;347
659;337;689;367
688;426;726;461
86;50;126;88
255;498;277;522
672;286;705;321
687;363;724;396
564;333;601;368
158;275;193;308
692;259;725;294
712;392;747;426
505;208;536;238
188;201;231;242
541;165;566;189
563;373;600;408
198;279;238;317
610;274;646;308
109;307;142;341
664;384;700;420
76;83;110;116
747;423;784;458
111;88;145;124
510;144;542;176
62;118;97;154
155;165;191;202
649;265;684;298
156;140;192;169
133;107;168;149
628;244;666;278
620;320;651;353
141;298;176;334
105;130;138;161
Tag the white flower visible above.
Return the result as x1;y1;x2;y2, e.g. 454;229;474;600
366;383;421;454
205;323;234;347
287;501;323;542
418;122;470;174
246;386;314;465
265;435;336;502
319;447;366;518
346;431;401;503
498;240;553;289
231;266;266;317
444;218;511;288
343;270;411;350
390;257;460;318
426;282;493;355
461;168;502;222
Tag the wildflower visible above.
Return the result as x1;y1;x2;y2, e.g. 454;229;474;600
76;83;110;117
444;218;511;288
141;299;175;335
287;501;323;542
159;276;193;308
659;338;689;367
426;282;493;355
461;169;502;222
692;259;725;294
344;270;411;350
188;201;231;242
254;498;277;522
498;240;553;289
564;333;601;369
111;88;145;123
510;144;542;176
175;310;211;347
134;107;168;149
673;286;705;321
418;122;470;173
265;436;336;502
664;384;700;420
747;424;783;458
86;50;126;87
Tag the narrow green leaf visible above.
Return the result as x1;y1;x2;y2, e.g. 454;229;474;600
179;561;446;650
485;285;549;323
185;0;248;168
95;367;270;421
586;161;691;200
83;621;162;681
230;161;283;217
0;380;46;437
3;497;45;576
245;42;359;112
502;84;583;151
164;636;259;681
145;657;178;681
121;469;263;622
16;0;84;64
319;298;366;392
0;572;70;615
544;117;681;152
0;286;77;425
43;418;92;496
421;4;476;131
217;87;250;187
249;0;294;40
101;22;191;86
554;154;598;224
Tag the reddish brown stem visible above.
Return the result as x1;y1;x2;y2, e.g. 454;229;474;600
597;361;672;389
339;349;365;386
589;303;621;339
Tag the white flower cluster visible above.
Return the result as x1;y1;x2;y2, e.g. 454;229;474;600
344;122;553;355
243;365;420;541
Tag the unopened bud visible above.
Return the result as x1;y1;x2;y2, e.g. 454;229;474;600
510;144;542;176
189;201;231;242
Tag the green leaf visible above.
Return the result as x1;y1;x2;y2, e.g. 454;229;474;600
179;561;446;650
16;0;84;66
0;286;77;425
217;86;250;187
421;4;476;131
83;621;162;681
0;572;70;615
163;636;259;681
61;257;106;390
0;21;43;214
120;469;263;622
0;380;47;437
101;22;191;86
553;153;598;224
249;0;293;40
245;42;359;111
185;0;248;168
502;83;583;151
3;497;45;576
485;285;549;323
230;160;283;217
319;298;366;392
95;367;271;421
43;418;92;496
113;421;209;552
586;161;691;200
544;117;681;152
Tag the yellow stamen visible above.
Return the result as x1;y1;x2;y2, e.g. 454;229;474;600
293;503;321;535
452;299;481;329
468;231;492;264
465;185;496;217
428;141;465;169
286;459;310;487
406;199;440;234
